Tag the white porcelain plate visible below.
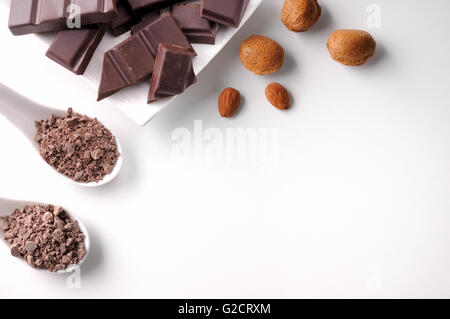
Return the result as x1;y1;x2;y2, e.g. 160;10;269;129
0;0;264;126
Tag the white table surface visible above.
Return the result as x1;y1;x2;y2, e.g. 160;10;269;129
1;0;450;298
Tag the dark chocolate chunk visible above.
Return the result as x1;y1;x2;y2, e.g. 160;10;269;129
98;34;156;101
171;4;219;45
46;24;108;75
8;0;118;36
126;0;183;13
148;44;197;103
109;0;140;37
140;13;196;56
200;0;249;28
98;13;195;101
130;10;161;35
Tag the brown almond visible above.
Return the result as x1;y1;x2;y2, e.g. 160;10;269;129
265;83;290;110
281;0;322;32
327;29;376;66
240;35;285;75
218;87;241;118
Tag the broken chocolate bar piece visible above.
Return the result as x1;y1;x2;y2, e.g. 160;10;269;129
110;0;140;36
98;13;195;101
200;0;249;28
137;14;196;56
130;10;161;35
98;34;155;101
46;24;108;75
8;0;118;36
148;44;197;103
126;0;183;13
171;4;219;45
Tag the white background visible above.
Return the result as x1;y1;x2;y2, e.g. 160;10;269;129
1;0;450;298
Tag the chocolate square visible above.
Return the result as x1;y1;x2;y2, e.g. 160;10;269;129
46;24;108;75
148;44;197;103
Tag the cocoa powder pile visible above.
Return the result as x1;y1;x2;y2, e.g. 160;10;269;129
1;204;86;272
35;108;120;183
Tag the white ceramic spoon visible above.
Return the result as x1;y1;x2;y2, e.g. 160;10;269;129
0;196;90;274
0;83;122;187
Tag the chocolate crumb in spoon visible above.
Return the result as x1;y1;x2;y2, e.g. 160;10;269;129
1;205;86;272
35;108;120;183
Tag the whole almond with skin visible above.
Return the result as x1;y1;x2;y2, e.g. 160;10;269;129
265;83;290;110
281;0;321;32
327;29;376;66
240;35;284;75
218;87;241;118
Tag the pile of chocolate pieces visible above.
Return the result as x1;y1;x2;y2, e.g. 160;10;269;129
8;0;250;103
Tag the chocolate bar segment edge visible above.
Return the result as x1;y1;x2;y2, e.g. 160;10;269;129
8;0;118;36
126;0;183;13
46;24;108;75
109;0;140;36
200;0;249;28
171;4;219;45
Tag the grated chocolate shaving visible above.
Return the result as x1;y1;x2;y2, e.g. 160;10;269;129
35;108;120;183
1;204;86;272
